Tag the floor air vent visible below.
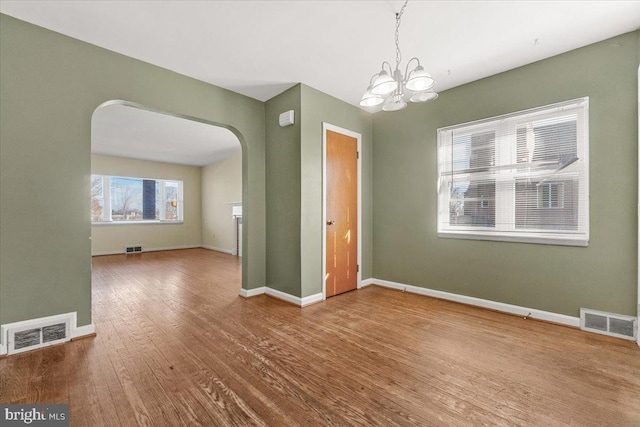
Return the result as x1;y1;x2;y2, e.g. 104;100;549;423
3;314;73;355
580;308;637;341
124;244;143;254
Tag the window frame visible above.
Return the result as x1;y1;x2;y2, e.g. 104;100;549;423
437;98;589;247
91;174;184;226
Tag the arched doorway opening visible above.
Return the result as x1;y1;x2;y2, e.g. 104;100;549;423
90;100;244;291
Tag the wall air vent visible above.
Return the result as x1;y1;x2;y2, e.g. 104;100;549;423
14;328;41;350
124;244;143;254
580;308;637;341
3;314;73;355
279;110;295;127
43;323;67;342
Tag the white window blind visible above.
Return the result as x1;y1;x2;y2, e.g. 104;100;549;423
437;98;589;246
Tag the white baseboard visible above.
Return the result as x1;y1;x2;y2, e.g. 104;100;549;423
72;324;96;339
239;286;323;307
201;245;233;255
146;244;201;252
93;245;231;256
240;287;266;298
361;278;375;288
300;292;324;306
265;287;300;305
92;244;201;256
362;278;580;327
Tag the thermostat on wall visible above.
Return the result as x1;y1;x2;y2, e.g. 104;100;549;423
279;110;295;127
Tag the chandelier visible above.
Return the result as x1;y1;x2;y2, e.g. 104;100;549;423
360;0;438;111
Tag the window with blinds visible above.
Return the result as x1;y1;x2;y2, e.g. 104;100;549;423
437;98;589;246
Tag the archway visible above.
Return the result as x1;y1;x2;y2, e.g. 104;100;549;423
90;100;244;286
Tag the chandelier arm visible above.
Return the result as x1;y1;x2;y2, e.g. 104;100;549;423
381;61;394;75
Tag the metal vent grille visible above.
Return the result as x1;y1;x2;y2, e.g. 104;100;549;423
609;318;635;338
14;328;41;350
43;323;67;343
584;313;607;331
124;244;143;254
580;308;637;341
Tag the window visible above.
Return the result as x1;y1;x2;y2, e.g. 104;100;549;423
91;175;183;223
437;98;588;246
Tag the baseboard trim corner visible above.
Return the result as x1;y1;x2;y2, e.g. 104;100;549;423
240;287;266;298
265;287;301;306
368;278;580;327
239;286;323;308
301;293;323;307
72;324;96;339
360;278;375;288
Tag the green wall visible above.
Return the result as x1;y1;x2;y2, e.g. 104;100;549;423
264;84;372;298
372;31;639;317
0;14;267;327
265;85;303;297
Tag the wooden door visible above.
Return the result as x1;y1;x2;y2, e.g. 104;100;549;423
326;130;358;297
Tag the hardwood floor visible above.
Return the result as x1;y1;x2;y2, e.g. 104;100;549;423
1;248;639;426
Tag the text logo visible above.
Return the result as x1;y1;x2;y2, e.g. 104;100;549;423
0;405;69;426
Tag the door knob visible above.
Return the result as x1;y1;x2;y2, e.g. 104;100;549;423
326;220;335;225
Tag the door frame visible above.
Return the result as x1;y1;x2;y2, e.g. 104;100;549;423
322;122;362;300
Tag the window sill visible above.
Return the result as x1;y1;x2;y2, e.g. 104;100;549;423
92;221;184;227
438;230;588;247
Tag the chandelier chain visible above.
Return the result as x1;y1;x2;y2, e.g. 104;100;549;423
395;0;408;70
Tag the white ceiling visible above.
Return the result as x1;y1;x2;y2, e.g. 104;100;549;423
2;0;638;107
92;104;241;166
2;1;639;164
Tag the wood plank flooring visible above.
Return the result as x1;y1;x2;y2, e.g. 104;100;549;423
1;248;639;426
